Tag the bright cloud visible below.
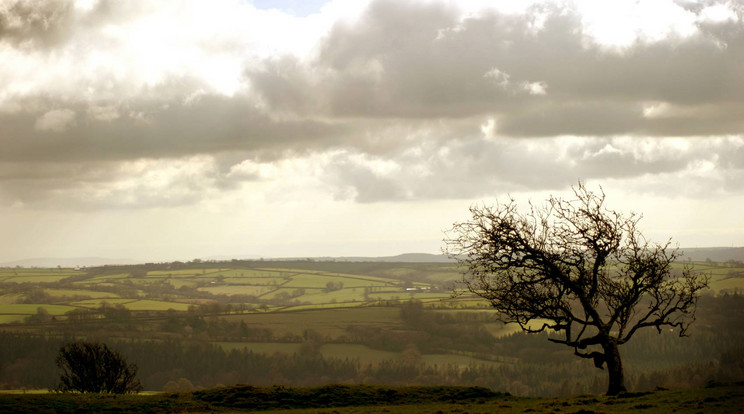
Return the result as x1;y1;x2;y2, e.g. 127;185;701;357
34;109;76;132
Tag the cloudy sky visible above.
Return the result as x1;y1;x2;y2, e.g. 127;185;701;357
1;0;743;263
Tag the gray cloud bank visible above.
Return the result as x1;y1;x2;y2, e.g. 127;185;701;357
1;0;743;208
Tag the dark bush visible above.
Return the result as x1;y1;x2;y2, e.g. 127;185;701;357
55;341;142;394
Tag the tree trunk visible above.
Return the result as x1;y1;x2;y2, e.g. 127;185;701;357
603;340;627;395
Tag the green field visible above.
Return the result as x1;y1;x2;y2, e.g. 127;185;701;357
0;270;81;277
0;315;26;323
274;301;368;312
199;285;274;296
166;279;198;288
0;294;22;304
259;287;306;300
0;303;80;315
216;341;303;354
121;300;192;311
87;273;131;281
292;288;366;303
2;275;73;283
319;343;400;364
710;276;744;293
65;298;191;311
0;269;83;285
368;291;450;302
282;274;391;288
148;268;225;276
127;277;168;284
203;269;290;278
44;289;119;299
70;298;137;308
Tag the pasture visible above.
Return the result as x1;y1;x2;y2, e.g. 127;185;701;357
44;289;119;299
120;300;192;311
0;303;79;316
1;275;75;284
70;298;135;308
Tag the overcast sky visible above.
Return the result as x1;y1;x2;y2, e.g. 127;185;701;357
1;0;743;263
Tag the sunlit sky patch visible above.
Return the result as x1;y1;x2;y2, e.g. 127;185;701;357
248;0;328;17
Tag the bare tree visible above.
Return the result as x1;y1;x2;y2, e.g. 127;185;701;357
445;183;708;395
55;341;142;394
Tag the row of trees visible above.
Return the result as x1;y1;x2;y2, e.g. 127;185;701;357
2;292;743;395
0;332;741;397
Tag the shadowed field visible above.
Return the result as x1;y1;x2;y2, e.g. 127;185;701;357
0;383;742;413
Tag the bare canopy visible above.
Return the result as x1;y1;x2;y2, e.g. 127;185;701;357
445;183;708;395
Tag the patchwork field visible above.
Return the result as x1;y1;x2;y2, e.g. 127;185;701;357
1;260;741;326
0;261;464;346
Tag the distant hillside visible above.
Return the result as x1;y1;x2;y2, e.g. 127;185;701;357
258;253;453;263
4;248;741;269
327;253;453;263
333;249;744;264
0;257;139;268
678;247;744;263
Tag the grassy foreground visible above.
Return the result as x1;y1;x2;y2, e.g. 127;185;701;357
0;383;743;414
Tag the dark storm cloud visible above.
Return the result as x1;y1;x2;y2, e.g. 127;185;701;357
250;1;546;119
497;102;644;137
0;94;350;163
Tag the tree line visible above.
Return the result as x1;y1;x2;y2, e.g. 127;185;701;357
1;293;742;396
